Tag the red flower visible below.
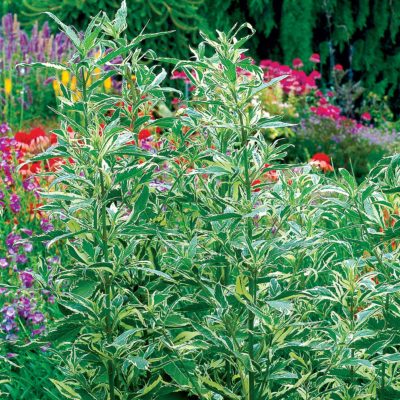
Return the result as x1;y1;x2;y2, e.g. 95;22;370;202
311;152;331;164
50;133;58;144
251;179;262;192
30;162;42;173
310;153;333;173
334;64;344;71
309;53;320;63
15;127;47;148
138;129;151;141
14;131;30;145
29;127;46;141
264;163;278;182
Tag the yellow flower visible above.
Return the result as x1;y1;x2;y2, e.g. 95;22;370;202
94;68;101;79
70;76;77;91
52;79;61;96
104;77;112;92
4;78;12;95
61;70;70;86
83;71;92;87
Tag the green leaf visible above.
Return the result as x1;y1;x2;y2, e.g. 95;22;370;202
173;331;201;345
340;168;357;190
250;75;289;97
201;377;241;399
340;358;373;368
113;329;141;346
44;13;81;49
114;0;127;35
50;380;81;399
139;376;163;396
266;300;293;314
220;56;236;82
377;354;400;363
71;280;98;298
235;275;252;301
204;212;242;221
123;356;149;373
163;362;193;388
126;185;150;224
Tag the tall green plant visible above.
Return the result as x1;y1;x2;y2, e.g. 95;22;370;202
153;28;400;400
23;2;182;398
157;25;306;400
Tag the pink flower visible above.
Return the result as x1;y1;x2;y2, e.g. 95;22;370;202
310;53;320;63
361;112;372;121
259;59;272;69
310;70;321;80
334;64;344;71
292;58;303;69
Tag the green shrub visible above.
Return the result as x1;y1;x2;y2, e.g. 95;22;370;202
22;4;400;399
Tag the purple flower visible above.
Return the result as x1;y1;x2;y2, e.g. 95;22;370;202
47;256;59;265
0;122;10;135
10;194;21;214
3;321;17;332
17;296;33;318
6;233;22;254
23;242;33;252
23;178;37;192
6;333;18;341
16;254;28;264
19;270;34;288
29;311;44;324
40;218;54;233
31;326;45;336
6;353;17;358
3;305;16;319
21;228;33;236
0;258;8;269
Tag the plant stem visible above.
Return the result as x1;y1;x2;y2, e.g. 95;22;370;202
85;55;115;398
100;171;116;400
236;95;256;400
380;362;385;399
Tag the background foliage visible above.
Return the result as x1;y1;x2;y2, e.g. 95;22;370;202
2;0;400;112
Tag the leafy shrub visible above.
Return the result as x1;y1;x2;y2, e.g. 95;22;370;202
18;4;400;400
